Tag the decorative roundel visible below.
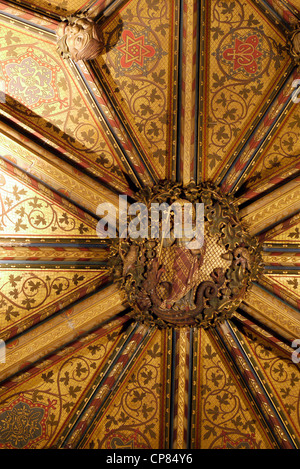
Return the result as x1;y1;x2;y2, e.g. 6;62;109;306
108;181;263;328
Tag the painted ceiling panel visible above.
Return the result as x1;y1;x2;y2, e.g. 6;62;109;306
191;327;276;449
78;327;168;449
0;160;98;239
199;0;291;183
0;14;131;193
231;319;300;447
0;314;130;448
0;268;108;341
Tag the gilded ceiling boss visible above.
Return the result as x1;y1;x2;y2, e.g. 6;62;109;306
108;182;264;329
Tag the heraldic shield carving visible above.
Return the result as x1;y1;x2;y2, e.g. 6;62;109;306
108;182;263;328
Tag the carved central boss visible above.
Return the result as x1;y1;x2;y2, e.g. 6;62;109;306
108;182;263;328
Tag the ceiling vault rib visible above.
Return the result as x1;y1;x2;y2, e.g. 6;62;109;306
98;0;129;20
240;281;300;341
175;0;184;184
254;278;300;311
263;264;300;272
196;0;207;185
179;0;199;186
239;176;300;236
168;327;176;449
264;0;300;24
186;326;194;449
259;273;300;311
214;322;295;448
193;1;201;184
237;167;300;210
233;308;295;348
0;0;60;26
171;327;192;449
79;60;155;188
259;210;300;243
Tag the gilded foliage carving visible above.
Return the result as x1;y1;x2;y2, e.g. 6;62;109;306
109;181;263;328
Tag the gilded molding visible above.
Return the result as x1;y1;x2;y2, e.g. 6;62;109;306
181;0;198;185
240;179;300;235
262;252;300;266
0;124;120;215
241;283;300;341
173;328;189;449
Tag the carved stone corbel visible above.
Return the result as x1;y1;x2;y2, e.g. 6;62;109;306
288;28;300;64
56;15;104;61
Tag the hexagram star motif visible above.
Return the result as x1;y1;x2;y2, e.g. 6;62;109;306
117;29;156;68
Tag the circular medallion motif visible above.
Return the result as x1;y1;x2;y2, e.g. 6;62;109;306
109;182;263;328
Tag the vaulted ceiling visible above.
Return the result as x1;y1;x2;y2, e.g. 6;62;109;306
0;0;299;450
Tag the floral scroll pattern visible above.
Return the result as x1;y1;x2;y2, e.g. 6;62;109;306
196;333;267;449
90;337;163;449
0;171;94;237
205;0;287;178
99;0;176;176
